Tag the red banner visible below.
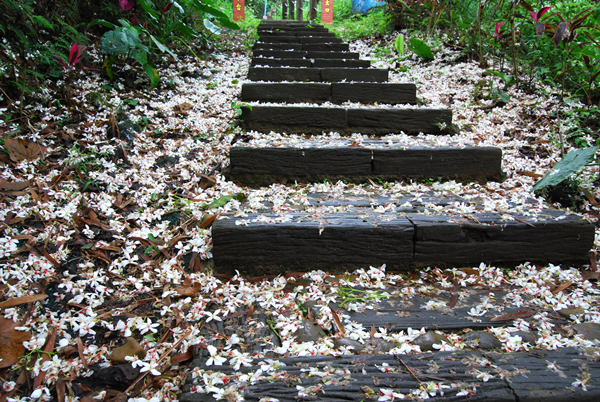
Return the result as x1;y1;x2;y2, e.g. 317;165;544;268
322;0;333;24
233;0;245;21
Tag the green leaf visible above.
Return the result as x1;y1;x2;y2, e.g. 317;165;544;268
407;38;434;60
486;69;516;86
394;34;405;56
150;35;178;59
204;193;245;210
143;63;161;88
87;19;116;30
148;233;156;242
137;0;159;21
203;18;221;35
532;146;599;192
82;242;96;250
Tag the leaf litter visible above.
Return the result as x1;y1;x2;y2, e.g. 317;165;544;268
0;27;599;402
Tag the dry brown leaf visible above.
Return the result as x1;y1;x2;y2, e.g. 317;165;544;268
33;327;58;389
198;214;217;229
171;351;193;363
491;310;536;322
173;283;201;297
448;289;459;309
0;294;47;309
581;270;600;281
76;337;89;370
0;316;31;368
329;307;345;337
1;180;31;191
198;174;216;190
551;281;573;294
5;138;47;162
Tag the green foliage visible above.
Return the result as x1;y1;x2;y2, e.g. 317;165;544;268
330;10;389;41
532;146;599;192
394;34;405;56
407;38;434;60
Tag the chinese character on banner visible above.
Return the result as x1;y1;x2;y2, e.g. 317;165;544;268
322;0;333;24
233;0;245;21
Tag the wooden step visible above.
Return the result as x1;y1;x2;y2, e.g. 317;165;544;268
258;31;337;37
253;50;360;59
241;83;417;104
225;140;502;186
254;42;350;51
257;26;330;33
251;57;370;68
181;348;600;402
257;36;343;44
211;194;594;275
240;106;453;135
247;67;388;82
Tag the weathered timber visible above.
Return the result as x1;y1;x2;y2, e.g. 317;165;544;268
240;106;348;133
211;200;594;274
226;141;503;186
248;67;388;82
251;58;312;67
251;58;370;68
252;50;309;58
252;50;361;59
258;30;336;37
247;67;388;82
212;212;414;275
240;106;452;135
412;211;595;266
241;83;332;102
302;43;350;51
320;67;388;82
331;82;417;103
258;21;323;27
337;292;537;331
307;50;360;59
181;348;600;402
372;145;502;179
241;83;417;104
257;26;330;33
311;58;370;67
253;43;303;51
348;108;453;134
247;67;321;82
257;36;342;44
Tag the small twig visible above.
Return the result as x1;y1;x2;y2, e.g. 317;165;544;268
396;356;424;387
125;327;192;396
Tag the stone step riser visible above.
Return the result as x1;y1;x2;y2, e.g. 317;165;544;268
240;106;453;135
247;67;388;82
226;146;503;187
251;57;371;68
241;83;417;104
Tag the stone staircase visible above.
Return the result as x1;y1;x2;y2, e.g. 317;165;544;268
178;21;600;402
213;20;594;276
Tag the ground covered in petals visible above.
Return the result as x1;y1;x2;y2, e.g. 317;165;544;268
1;26;600;401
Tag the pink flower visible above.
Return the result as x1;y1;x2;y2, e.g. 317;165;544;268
119;0;135;11
495;22;506;40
